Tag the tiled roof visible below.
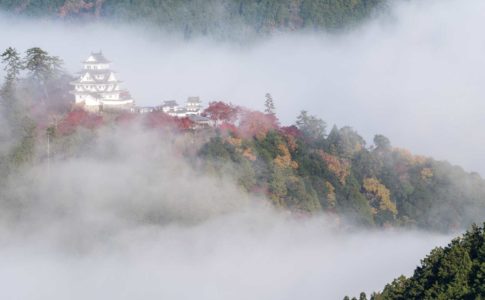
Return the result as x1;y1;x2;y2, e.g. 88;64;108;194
187;96;201;103
84;52;111;64
162;100;178;107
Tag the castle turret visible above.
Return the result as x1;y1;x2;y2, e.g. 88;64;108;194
71;52;134;112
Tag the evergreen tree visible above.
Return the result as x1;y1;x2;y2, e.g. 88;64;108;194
296;110;326;142
0;47;23;126
24;47;62;83
264;92;275;115
1;47;22;89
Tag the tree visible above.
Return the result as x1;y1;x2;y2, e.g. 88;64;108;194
1;47;23;117
24;47;63;82
362;177;397;224
295;110;326;142
239;109;278;139
264;92;275;115
202;101;238;125
1;47;22;88
374;134;391;152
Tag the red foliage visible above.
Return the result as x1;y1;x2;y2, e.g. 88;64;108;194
238;109;278;139
115;112;140;125
280;125;302;138
219;122;240;137
202;101;239;125
144;111;193;132
57;109;103;135
174;117;194;131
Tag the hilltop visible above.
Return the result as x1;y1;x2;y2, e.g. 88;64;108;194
1;47;485;232
346;223;485;299
0;0;387;38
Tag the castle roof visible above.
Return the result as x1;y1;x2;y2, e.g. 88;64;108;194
71;72;121;85
84;52;111;64
162;100;179;107
187;96;201;103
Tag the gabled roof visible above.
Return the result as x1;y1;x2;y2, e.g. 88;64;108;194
84;52;111;64
162;100;178;107
189;115;210;122
187;96;201;103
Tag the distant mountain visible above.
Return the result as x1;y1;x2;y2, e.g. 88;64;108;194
0;0;387;38
346;223;485;299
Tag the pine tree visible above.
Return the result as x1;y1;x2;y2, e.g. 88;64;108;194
264;92;275;115
24;47;62;82
1;47;22;88
1;47;23;123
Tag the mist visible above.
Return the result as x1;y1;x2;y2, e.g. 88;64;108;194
0;126;450;299
1;0;484;174
0;0;479;298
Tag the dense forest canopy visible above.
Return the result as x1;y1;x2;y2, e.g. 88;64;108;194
346;223;485;299
1;47;485;233
0;0;387;37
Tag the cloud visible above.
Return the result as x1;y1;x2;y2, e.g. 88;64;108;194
0;126;450;299
0;1;477;298
1;0;483;175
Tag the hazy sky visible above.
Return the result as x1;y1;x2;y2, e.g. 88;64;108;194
1;0;484;174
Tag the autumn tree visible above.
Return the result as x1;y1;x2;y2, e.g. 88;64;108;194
202;101;238;125
362;177;397;225
57;109;103;135
239;109;278;139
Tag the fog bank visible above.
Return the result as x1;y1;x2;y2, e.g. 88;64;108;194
0;1;475;298
0;127;450;299
1;0;484;174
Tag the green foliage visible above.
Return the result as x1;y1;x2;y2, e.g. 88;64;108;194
1;46;484;234
367;223;485;300
24;47;63;82
0;0;387;38
296;110;326;143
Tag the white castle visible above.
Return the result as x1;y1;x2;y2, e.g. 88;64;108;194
71;52;134;112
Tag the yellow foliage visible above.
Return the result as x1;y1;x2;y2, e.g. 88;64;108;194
242;147;257;161
274;144;298;169
319;151;350;185
285;135;298;152
325;181;336;209
363;177;397;216
225;136;242;147
420;167;433;180
393;148;430;165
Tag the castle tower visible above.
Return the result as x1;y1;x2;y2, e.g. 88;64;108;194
71;52;134;112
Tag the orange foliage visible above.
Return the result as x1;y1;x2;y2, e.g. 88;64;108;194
325;181;336;209
362;177;397;216
238;109;278;140
273;144;298;169
242;148;257;161
318;150;350;184
420;167;433;180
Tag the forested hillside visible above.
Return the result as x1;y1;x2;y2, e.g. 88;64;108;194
346;223;485;300
1;47;485;233
0;0;387;37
